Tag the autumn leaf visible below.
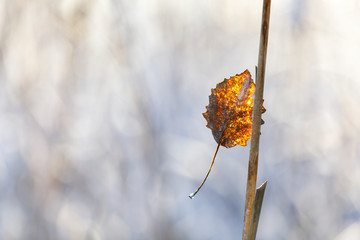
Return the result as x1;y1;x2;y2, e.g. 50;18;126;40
203;69;264;148
189;69;265;199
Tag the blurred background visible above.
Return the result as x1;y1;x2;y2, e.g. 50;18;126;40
1;0;360;239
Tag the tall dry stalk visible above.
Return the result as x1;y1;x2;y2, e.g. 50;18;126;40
242;0;271;239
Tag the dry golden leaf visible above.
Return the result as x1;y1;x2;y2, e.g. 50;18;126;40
189;69;265;199
203;69;265;147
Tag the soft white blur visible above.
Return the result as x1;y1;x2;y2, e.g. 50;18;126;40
0;0;360;239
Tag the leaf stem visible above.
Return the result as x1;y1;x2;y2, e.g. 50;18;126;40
242;0;271;239
189;142;221;199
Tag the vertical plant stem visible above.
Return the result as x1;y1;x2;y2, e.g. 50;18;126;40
242;0;271;239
